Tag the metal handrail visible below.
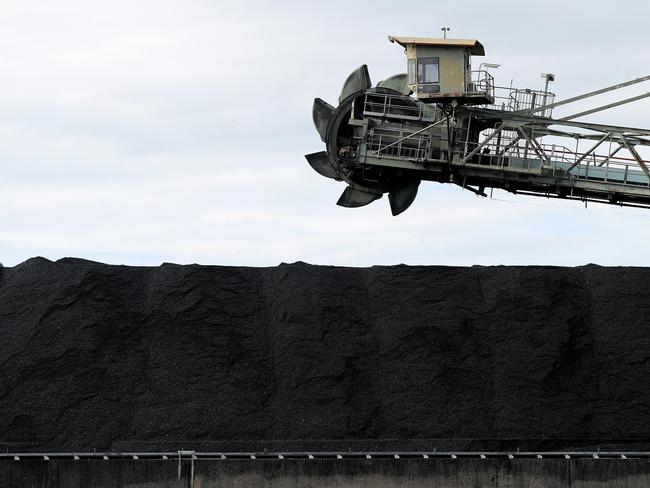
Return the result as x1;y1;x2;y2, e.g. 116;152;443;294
363;93;438;122
3;451;650;460
466;70;495;99
464;138;650;184
486;86;556;116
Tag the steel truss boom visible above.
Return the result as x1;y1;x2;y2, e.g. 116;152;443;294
524;75;650;115
469;108;650;137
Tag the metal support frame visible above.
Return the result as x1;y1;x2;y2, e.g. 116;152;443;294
345;70;650;212
529;138;552;164
469;107;650;137
621;137;650;181
177;450;196;485
372;118;447;156
543;127;650;148
467;107;650;183
597;144;623;167
496;135;522;157
460;125;503;165
516;127;551;164
524;75;650;115
561;92;650;121
564;133;611;174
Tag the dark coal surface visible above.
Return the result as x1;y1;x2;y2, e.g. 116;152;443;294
2;257;650;453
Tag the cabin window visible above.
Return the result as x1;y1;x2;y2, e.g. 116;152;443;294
417;57;439;84
408;59;416;85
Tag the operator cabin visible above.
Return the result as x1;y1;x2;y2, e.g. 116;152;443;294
388;36;494;106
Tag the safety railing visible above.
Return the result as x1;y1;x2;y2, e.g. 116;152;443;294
466;70;495;100
363;93;438;122
461;139;650;186
488;86;555;117
366;127;430;160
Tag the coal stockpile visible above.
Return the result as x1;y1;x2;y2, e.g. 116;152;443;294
2;257;650;453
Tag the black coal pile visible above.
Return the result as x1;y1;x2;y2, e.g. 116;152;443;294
2;257;650;453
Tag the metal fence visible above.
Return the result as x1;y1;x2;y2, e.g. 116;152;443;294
489;86;555;117
366;127;430;160
466;70;495;100
363;93;438;122
461;139;650;186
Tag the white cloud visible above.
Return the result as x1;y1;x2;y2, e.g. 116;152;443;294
0;0;649;266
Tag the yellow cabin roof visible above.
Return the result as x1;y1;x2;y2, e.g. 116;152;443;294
388;36;485;56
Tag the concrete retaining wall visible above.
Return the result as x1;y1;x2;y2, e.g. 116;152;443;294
3;458;650;487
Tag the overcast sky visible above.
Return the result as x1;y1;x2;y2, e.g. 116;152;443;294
1;0;650;267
